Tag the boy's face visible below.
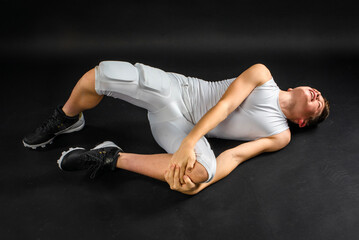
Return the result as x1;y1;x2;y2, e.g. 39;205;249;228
289;86;325;126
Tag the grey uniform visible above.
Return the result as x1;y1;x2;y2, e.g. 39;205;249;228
95;61;289;182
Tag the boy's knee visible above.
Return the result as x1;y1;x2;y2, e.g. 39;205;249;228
81;68;96;83
185;162;209;184
78;68;97;92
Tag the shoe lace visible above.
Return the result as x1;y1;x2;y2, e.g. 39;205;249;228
38;113;61;132
84;151;105;179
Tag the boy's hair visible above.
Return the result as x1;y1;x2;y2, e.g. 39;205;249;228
306;97;330;127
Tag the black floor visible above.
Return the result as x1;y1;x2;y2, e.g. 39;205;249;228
1;51;359;239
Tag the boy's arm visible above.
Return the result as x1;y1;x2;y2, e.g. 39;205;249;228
170;64;273;183
165;130;291;195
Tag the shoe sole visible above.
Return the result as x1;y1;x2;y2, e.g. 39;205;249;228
91;141;121;151
23;113;85;149
57;147;86;170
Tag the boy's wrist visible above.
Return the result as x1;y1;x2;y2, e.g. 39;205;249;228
181;137;196;149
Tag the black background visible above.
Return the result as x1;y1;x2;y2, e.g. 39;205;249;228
1;0;359;239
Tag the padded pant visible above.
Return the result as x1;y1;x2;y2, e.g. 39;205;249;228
95;61;171;112
94;61;216;182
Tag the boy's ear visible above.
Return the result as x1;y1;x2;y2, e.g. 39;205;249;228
298;119;307;128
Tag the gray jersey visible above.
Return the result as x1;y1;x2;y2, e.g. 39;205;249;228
183;77;289;141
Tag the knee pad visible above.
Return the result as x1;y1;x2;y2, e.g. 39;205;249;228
135;63;171;97
99;61;139;82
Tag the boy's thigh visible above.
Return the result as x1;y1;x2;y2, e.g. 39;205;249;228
95;61;183;112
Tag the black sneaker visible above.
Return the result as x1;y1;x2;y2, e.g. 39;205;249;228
57;141;123;179
23;106;85;149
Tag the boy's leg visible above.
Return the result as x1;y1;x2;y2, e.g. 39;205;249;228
23;61;141;149
116;152;208;183
22;68;101;149
116;153;172;181
58;141;207;184
62;68;103;117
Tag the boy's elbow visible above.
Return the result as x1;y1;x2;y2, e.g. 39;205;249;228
183;190;200;196
250;63;270;75
248;63;272;83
